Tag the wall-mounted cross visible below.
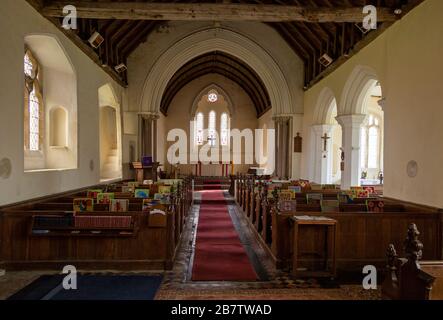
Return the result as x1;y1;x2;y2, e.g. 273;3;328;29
321;133;330;152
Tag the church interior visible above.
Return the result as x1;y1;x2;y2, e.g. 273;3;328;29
1;0;443;301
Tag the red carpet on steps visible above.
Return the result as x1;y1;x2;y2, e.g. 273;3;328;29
192;190;258;281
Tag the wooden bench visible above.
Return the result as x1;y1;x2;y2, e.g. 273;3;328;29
0;177;194;271
382;224;443;300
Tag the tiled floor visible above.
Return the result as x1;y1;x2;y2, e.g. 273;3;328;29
0;191;380;300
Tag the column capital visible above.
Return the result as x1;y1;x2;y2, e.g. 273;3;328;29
335;114;366;128
272;115;292;123
138;112;160;121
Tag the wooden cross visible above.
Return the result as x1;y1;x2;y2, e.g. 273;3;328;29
321;133;330;152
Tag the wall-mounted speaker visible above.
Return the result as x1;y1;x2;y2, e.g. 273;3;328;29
318;54;333;67
114;63;127;73
88;31;104;49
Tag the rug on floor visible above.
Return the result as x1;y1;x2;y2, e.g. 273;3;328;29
8;274;163;300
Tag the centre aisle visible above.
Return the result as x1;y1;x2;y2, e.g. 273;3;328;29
192;190;258;281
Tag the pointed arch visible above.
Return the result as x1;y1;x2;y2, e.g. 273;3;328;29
139;28;292;116
313;87;337;125
339;65;380;115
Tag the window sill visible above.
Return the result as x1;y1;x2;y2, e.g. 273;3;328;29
49;146;68;150
24;168;77;173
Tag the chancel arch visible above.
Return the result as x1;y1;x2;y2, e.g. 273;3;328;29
98;83;122;181
24;34;77;171
139;28;292;116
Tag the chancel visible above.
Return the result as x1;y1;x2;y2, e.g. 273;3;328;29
1;0;443;303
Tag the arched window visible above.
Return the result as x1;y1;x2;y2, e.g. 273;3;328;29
24;50;43;151
360;114;381;170
195;112;204;145
360;128;367;168
368;127;379;169
220;112;229;146
208;111;216;146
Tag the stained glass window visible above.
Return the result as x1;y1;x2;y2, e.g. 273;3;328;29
220;113;229;146
24;50;42;151
29;89;40;151
208;93;218;103
196;112;204;145
24;53;34;78
208;111;216;146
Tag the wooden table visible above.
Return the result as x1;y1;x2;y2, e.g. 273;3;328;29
291;215;337;278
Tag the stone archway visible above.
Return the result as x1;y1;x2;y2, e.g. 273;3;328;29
311;87;341;184
139;28;292;117
337;65;382;189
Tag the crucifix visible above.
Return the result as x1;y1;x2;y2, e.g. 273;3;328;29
207;135;216;146
321;133;330;152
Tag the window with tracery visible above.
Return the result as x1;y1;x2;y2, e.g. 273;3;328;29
220;113;229;146
24;50;43;151
361;114;381;169
208;111;216;146
195;112;204;145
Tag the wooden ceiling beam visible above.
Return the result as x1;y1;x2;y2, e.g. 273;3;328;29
42;2;398;22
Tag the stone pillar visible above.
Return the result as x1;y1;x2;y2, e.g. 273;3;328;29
139;112;160;161
336;114;366;190
311;124;334;184
273;116;291;179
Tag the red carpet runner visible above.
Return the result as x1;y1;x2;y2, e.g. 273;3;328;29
192;190;258;281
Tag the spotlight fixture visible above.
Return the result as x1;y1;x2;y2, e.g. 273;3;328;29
318;53;333;67
394;8;402;15
88;31;104;49
114;63;127;73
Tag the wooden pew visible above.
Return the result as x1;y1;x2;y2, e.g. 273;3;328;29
0;177;194;271
269;206;442;271
382;224;443;300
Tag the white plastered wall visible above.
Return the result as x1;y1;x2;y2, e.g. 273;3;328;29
0;1;124;206
302;0;443;207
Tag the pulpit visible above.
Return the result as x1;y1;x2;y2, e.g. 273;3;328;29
132;161;159;183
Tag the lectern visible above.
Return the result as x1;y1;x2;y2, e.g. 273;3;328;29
291;215;337;278
132;161;159;183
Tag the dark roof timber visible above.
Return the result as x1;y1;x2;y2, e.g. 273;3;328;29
160;51;271;117
26;0;424;91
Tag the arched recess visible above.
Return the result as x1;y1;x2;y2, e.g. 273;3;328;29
24;34;77;171
49;106;68;147
98;83;122;181
139;28;292;116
